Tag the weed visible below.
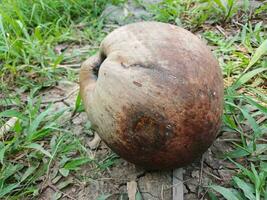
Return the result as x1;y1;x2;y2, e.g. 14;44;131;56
0;96;84;198
0;0;122;198
146;0;252;30
206;23;267;200
0;0;111;90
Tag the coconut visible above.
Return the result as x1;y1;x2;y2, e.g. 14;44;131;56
80;22;223;169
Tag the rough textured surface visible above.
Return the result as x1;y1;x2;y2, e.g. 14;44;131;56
76;157;172;200
80;21;224;169
37;78;233;200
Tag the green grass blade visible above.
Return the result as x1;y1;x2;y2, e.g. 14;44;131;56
210;185;239;200
21;165;38;182
59;168;69;177
213;0;226;12
247;39;267;70
74;92;82;112
1;163;23;181
0;109;25;120
64;157;92;170
254;144;267;156
0;183;19;198
225;147;250;158
135;190;143;200
229;158;256;183
0;145;8;165
208;191;219;200
24;143;52;158
0;14;8;50
233;176;256;200
27;106;52;134
244;96;267;115
96;194;112;200
27;128;52;142
240;108;261;138
225;101;262;139
233;67;267;89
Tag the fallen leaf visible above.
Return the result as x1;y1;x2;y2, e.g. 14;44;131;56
127;181;137;200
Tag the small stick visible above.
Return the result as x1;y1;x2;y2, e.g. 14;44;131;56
173;168;184;200
203;169;222;181
47;182;76;200
41;88;79;104
215;25;227;38
198;156;204;198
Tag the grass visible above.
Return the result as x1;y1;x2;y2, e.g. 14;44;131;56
0;0;267;199
0;0;115;91
0;0;121;199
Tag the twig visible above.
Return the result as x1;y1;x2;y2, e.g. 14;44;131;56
104;24;120;28
243;132;267;142
58;64;81;69
256;116;266;124
48;182;76;200
232;20;245;27
215;25;227;38
161;184;164;200
218;138;241;142
41;88;79;104
57;64;80;71
173;168;184;200
200;189;209;200
198;156;204;198
203;169;222;181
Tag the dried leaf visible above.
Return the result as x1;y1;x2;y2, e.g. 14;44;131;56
127;181;137;200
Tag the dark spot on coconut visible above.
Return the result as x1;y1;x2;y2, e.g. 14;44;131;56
133;81;142;87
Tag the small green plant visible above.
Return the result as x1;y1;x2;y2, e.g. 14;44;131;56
246;39;267;72
211;0;238;22
208;31;267;200
146;0;241;29
0;88;122;198
210;161;267;200
0;1;124;198
185;0;240;27
148;0;185;24
0;0;110;89
0;95;90;198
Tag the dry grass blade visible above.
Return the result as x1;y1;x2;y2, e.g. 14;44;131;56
127;181;138;200
0;117;18;139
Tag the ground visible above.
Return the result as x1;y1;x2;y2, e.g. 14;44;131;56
0;0;266;200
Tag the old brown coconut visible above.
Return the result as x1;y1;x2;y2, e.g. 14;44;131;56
80;22;223;170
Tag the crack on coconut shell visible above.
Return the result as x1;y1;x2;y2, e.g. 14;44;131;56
120;62;162;71
92;52;107;78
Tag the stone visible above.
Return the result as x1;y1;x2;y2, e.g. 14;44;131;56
218;169;235;183
101;0;164;25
